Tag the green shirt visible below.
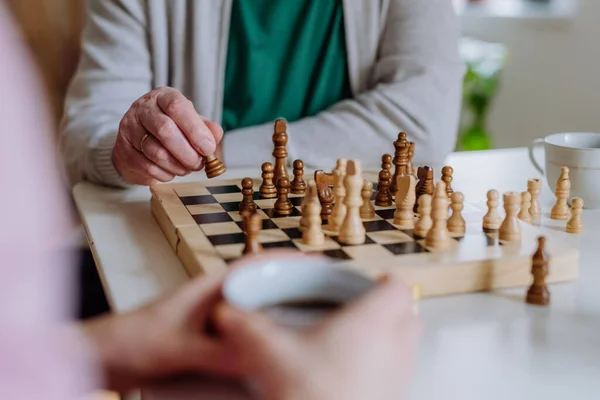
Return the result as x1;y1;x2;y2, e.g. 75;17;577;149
222;0;352;132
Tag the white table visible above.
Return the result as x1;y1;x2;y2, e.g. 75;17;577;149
73;148;600;400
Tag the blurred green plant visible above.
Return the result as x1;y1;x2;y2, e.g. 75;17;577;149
457;38;508;151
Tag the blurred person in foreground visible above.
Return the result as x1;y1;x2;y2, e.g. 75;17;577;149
0;5;419;400
60;0;464;188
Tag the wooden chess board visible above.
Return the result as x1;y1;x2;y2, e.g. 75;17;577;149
149;179;579;298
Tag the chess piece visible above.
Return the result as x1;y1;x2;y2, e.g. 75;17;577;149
390;132;409;195
499;192;522;243
375;169;393;207
414;194;433;238
274;177;293;216
447;192;465;235
315;170;334;221
441;166;454;199
239;177;257;214
299;180;318;232
203;154;226;179
526;236;550;306
359;180;376;219
272;119;290;185
425;181;451;250
381;154;392;173
333;158;347;176
550;166;571;220
303;181;325;245
518;191;532;224
242;212;263;255
414;166;434;213
339;160;366;245
566;197;584;234
483;189;502;230
393;175;416;228
407;142;415;177
527;178;542;220
329;169;347;233
290;159;307;194
259;162;277;199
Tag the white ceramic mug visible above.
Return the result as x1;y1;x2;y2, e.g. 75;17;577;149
529;132;600;209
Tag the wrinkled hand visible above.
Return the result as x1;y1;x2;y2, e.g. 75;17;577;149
113;87;224;185
216;275;421;400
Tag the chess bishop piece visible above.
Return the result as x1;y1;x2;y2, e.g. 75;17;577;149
339;160;366;245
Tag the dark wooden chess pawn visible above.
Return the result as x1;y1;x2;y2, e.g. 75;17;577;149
242;212;263;255
390;132;409;195
291;159;307;194
526;236;550;306
381;154;392;172
315;170;334;221
272;119;290;185
239;177;257;214
375;169;393;207
441;166;454;199
407;142;415;176
203;154;226;179
414;166;434;213
259;162;277;199
274;177;293;216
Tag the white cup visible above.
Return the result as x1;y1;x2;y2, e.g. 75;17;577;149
529;132;600;209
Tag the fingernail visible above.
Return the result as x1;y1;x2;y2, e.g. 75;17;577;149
197;136;216;155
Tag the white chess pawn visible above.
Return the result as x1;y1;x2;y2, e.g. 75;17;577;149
566;197;584;234
499;192;522;242
414;194;433;238
447;192;466;235
483;189;502;230
425;181;451;250
359;180;375;219
518;191;532;224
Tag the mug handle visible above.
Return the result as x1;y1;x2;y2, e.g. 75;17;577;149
528;138;545;175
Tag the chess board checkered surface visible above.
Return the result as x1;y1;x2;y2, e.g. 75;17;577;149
150;179;579;298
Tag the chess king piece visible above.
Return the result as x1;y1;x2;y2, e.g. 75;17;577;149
425;181;451;250
499;192;522;243
527;178;542;220
329;169;347;233
203;154;226;179
441;166;454;199
518;191;532;224
375;168;393;207
550;166;571;220
239;177;257;214
259;162;277;199
290;159;307;194
302;181;325;245
526;236;550;306
314;170;334;221
242;212;263;255
390;132;409;195
566;197;584;234
272;119;290;185
447;192;465;235
482;189;502;230
359;180;376;219
414;194;433;238
414;166;434;213
274;177;293;216
339;160;366;245
393;175;416;228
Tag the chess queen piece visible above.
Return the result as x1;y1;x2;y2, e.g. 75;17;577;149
526;236;550;306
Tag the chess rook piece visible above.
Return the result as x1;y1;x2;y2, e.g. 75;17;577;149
259;162;277;199
315;170;334;221
393;175;416;228
242;212;263;255
441;166;454;199
566;197;584;234
499;192;522;243
274;177;293;216
550;166;571;220
518;191;532;224
302;181;325;245
414;194;433;238
407;142;415;177
425;181;451;250
329;169;347;233
527;178;542;220
381;154;392;173
290;159;307;194
239;177;257;214
375;168;393;207
339;160;366;245
390;132;409;195
483;189;502;230
272;119;290;185
526;236;550;306
359;180;376;219
447;192;466;235
203;154;226;179
414;166;434;213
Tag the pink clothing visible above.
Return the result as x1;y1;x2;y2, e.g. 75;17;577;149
0;4;98;398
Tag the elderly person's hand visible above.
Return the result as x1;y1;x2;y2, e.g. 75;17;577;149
112;87;223;185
